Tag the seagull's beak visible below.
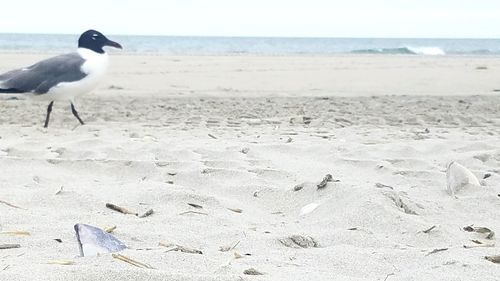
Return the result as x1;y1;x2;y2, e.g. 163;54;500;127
105;39;122;49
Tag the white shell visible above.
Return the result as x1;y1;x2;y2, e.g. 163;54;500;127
446;161;480;196
299;202;321;216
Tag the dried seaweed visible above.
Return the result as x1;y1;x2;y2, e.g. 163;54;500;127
383;191;418;215
302;117;312;125
244;268;264;275
317;174;338;189
279;235;319;248
139;209;154;218
293;184;304;191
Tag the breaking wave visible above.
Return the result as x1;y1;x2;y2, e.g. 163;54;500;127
351;46;446;55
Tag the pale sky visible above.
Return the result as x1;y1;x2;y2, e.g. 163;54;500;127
0;0;499;38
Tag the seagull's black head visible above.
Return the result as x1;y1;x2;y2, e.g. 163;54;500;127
78;30;122;54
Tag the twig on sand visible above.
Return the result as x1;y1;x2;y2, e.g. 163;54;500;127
112;253;155;269
2;265;10;271
139;209;154;218
375;183;394;190
227;208;243;213
187;203;203;209
208;133;218;139
105;203;138;216
426;248;448;256
0;231;30;236
421;225;436;234
0;244;21;250
463;225;495;239
0;199;25;210
178;210;208;216
219;241;240;252
485;255;500;264
463;243;495;249
159;242;203;254
46;260;75;266
384;273;395;281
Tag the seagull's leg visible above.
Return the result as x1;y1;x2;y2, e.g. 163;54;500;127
44;101;54;128
71;103;85;125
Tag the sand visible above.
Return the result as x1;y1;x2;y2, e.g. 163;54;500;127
1;53;500;280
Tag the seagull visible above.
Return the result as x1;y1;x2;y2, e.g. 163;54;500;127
0;29;122;127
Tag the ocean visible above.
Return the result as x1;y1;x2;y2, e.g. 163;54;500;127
0;33;499;56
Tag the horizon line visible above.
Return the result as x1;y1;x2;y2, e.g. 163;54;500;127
0;31;498;40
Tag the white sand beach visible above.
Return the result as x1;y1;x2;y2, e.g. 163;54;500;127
1;54;500;280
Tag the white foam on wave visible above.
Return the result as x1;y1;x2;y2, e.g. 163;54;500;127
406;46;446;56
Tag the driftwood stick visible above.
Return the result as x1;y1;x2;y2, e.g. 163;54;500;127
112;253;154;269
0;244;21;250
422;225;436;234
485;255;500;264
178;211;208;216
0;231;30;236
0;200;25;210
106;203;138;216
463;243;495;249
426;248;448;256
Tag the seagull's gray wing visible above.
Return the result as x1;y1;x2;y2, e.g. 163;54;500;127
0;53;87;94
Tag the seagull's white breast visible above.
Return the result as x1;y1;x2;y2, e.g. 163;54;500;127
45;48;109;101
